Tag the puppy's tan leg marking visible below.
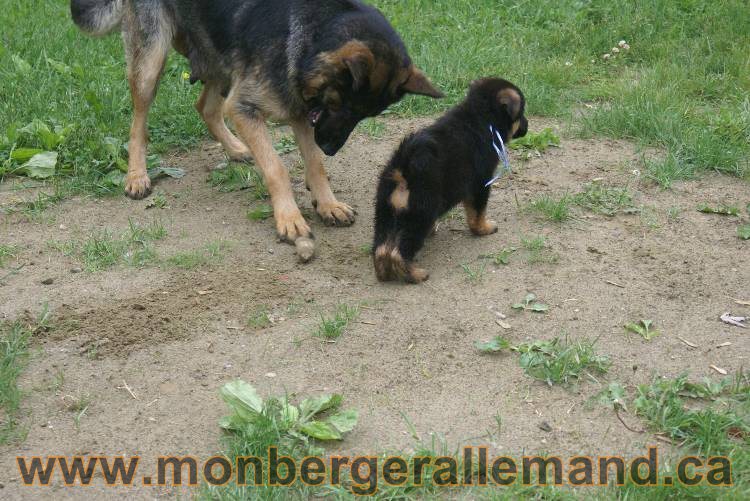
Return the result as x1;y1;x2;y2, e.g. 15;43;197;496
373;242;429;284
291;121;355;226
196;83;252;162
389;170;409;212
227;106;311;243
464;203;498;236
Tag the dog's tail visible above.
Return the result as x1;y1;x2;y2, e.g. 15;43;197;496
71;0;124;37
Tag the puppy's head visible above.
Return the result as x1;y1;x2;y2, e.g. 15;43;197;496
469;78;528;141
303;40;443;156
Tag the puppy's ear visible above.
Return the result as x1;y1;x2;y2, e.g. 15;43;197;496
497;88;522;119
401;66;444;98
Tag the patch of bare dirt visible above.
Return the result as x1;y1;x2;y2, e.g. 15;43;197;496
0;116;748;499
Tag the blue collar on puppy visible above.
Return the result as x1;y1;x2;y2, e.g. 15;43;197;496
485;125;512;187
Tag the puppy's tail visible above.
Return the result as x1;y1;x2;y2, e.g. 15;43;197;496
71;0;124;37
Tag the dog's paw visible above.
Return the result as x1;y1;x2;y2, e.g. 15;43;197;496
316;200;356;227
406;266;430;284
470;219;498;236
227;149;254;163
125;173;152;200
275;209;312;243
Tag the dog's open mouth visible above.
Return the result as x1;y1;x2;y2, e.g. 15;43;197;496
308;108;324;127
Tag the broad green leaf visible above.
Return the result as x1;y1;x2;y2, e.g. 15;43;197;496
281;403;300;427
11;148;43;162
597;382;627;411
624;323;645;336
103;170;126;188
739;225;750;241
299;421;342;441
474;336;511;353
299;394;343;418
148;166;186;180
530;303;549;312
220;380;263;422
524;293;537;304
511;303;525;310
326;409;358;434
697;204;739;216
21;151;57;179
219;414;249;431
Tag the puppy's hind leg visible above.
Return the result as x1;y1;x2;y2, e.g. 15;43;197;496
122;10;171;199
196;82;253;163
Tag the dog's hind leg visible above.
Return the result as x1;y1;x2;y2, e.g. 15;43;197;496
225;103;312;244
290;121;356;226
196;82;253;163
122;9;171;199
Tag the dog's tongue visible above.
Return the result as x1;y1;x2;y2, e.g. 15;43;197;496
308;109;323;126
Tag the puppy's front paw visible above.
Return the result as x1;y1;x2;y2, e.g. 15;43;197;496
125;173;152;200
470;219;498;236
316;200;356;227
406;266;430;284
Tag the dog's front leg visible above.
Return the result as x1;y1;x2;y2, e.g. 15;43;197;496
291;121;356;227
226;108;312;244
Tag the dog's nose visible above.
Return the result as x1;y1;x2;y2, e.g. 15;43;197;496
320;142;341;157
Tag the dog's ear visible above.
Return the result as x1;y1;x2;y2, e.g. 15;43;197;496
343;51;374;91
401;66;444;98
332;41;375;91
497;88;522;119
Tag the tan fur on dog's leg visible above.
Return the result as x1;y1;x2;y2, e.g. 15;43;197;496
464;203;498;236
122;11;171;200
227;104;311;243
291;121;355;226
196;83;252;162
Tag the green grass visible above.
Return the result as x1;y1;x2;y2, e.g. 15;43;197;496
2;0;748;204
460;261;487;284
247;307;272;330
0;321;32;444
0;245;19;267
209;163;268;199
516;337;610;387
166;241;228;269
526;194;573;222
314;304;359;341
247;204;273;221
520;235;558;265
53;219;167;271
573;182;635;216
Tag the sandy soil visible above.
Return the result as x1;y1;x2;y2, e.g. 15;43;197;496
1;116;748;499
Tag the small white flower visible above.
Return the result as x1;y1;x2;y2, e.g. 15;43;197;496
611;47;620;54
618;40;628;48
622;43;630;50
632;169;641;176
565;61;572;66
602;53;611;60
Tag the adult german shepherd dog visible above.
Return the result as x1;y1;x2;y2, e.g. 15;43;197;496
70;0;442;254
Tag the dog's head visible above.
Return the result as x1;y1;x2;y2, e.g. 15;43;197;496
469;78;528;141
302;40;443;156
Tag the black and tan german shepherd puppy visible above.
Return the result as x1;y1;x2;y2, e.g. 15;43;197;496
70;0;442;258
373;78;528;283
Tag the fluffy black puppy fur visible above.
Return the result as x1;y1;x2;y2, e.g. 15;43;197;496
373;78;528;283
